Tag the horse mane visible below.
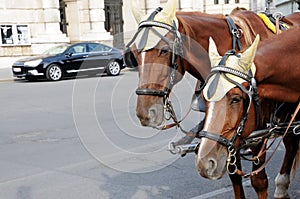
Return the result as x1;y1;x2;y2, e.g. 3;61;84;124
176;9;258;48
176;11;226;51
176;13;192;40
229;8;258;47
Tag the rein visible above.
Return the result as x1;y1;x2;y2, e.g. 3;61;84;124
237;102;300;178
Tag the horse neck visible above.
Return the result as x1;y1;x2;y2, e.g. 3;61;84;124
175;11;274;82
176;12;233;82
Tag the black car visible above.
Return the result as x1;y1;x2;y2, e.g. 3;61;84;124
12;42;125;81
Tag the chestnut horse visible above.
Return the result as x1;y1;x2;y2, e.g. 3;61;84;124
126;0;300;198
197;28;300;199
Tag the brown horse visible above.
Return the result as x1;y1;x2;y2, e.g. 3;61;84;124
126;0;300;198
197;28;300;199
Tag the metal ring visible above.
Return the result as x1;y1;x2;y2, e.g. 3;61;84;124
228;146;236;155
164;110;171;120
293;125;300;135
228;155;237;165
254;157;260;165
168;142;180;154
273;12;283;20
237;28;243;38
227;163;237;175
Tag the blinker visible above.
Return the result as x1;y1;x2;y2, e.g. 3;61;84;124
123;49;138;68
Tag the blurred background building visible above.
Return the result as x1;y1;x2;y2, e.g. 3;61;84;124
0;0;299;67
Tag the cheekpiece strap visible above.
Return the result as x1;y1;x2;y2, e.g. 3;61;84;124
226;16;242;52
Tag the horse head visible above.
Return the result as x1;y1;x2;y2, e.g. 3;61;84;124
196;36;259;179
125;0;186;128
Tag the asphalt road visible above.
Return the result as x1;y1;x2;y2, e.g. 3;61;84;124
1;68;300;199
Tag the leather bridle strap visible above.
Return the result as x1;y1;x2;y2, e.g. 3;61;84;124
199;131;234;147
226;16;242;52
135;88;169;97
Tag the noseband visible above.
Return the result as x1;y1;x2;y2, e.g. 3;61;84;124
198;51;260;150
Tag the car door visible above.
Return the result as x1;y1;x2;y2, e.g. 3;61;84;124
63;43;89;72
85;43;112;70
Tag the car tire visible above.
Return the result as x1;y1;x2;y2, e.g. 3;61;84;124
46;64;63;81
106;60;120;76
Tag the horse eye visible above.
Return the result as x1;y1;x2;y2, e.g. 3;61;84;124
159;46;170;56
231;96;242;104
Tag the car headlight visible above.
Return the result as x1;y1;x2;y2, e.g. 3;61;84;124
24;59;42;67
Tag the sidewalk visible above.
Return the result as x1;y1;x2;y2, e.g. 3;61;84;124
0;56;25;81
0;67;13;82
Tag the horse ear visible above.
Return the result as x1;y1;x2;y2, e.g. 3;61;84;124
162;0;177;20
240;35;260;70
131;0;143;23
208;37;222;66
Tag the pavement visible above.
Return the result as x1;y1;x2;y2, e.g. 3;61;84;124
0;56;21;81
0;67;14;82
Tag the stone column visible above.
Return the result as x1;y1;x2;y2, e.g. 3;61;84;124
78;0;112;44
32;0;69;44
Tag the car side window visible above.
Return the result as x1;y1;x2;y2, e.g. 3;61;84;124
68;44;86;54
88;43;112;53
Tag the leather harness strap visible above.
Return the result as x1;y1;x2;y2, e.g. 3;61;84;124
242;102;300;178
226;16;243;52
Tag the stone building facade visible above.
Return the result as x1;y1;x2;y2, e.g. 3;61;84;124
0;0;112;59
275;0;300;15
0;0;279;67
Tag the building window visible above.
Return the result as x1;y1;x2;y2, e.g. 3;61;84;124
0;24;30;46
214;0;219;4
224;0;229;4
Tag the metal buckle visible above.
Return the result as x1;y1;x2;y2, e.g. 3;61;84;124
231;29;240;38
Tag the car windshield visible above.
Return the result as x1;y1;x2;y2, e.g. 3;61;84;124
42;45;70;55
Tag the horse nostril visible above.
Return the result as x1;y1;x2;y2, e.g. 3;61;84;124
149;108;156;119
208;159;216;171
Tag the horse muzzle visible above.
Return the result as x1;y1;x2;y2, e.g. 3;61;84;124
196;139;228;179
136;97;164;128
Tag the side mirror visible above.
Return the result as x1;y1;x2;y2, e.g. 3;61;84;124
65;52;73;58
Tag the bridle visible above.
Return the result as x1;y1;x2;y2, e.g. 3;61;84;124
124;7;185;129
198;51;260;151
197;51;300;177
125;7;184;98
124;9;245;132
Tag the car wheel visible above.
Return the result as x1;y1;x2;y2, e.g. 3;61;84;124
46;64;63;81
106;60;120;76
